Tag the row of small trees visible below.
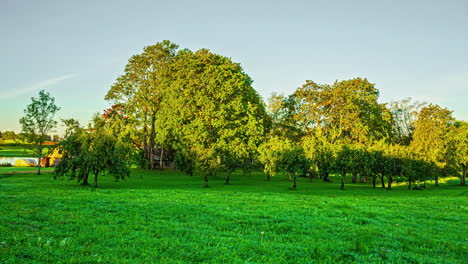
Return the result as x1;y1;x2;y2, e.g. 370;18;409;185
258;137;455;190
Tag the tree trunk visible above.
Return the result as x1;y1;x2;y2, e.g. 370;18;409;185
372;177;376;188
159;147;164;169
434;174;439;187
82;174;89;185
380;175;385;188
142;109;149;169
149;114;156;170
292;174;297;190
323;171;330;182
37;157;42;175
94;172;99;188
408;180;411;190
36;145;43;175
225;170;231;185
267;173;270;181
309;172;313;182
461;167;466;185
341;170;346;189
387;176;393;190
203;175;209;188
352;173;357;183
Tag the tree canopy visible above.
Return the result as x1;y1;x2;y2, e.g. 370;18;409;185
19;90;60;174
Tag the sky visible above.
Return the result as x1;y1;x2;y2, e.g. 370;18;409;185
1;0;467;134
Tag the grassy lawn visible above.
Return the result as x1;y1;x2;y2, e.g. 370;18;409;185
0;169;466;263
0;167;54;173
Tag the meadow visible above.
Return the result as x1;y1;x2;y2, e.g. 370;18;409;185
0;169;466;263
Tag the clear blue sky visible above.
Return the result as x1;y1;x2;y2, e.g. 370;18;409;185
2;0;467;134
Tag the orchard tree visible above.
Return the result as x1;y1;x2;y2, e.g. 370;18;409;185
302;133;335;182
281;144;307;190
19;90;60;175
258;136;291;181
335;145;353;189
54;116;133;187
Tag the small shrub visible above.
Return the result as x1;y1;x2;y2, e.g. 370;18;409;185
0;162;12;167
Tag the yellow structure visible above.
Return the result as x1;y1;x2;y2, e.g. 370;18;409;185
40;147;63;167
14;158;37;167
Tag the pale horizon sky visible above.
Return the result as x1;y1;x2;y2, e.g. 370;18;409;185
1;0;467;134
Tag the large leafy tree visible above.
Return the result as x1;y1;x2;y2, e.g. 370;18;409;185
291;78;392;144
106;40;179;169
19;90;60;174
411;104;454;186
158;48;267;187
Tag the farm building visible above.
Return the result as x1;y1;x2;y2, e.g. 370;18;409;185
40;147;63;167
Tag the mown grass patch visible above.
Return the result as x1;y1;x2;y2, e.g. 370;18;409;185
0;169;466;263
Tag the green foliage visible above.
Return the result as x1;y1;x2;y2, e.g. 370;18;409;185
158;48;267;186
174;150;195;177
19;90;60;174
445;121;468;184
1;131;17;140
0;170;466;263
411;104;454;185
290;78;392;144
54;117;132;187
257;136;290;180
280;144;307;189
302;134;335;181
106;40;179;169
0;162;12;167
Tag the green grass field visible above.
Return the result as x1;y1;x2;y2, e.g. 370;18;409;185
0;142;54;158
0;169;466;263
0;145;35;158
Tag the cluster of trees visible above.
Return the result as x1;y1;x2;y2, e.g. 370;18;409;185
0;131;18;141
54;117;133;187
258;79;467;189
100;40;467;188
104;41;268;187
26;40;465;189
